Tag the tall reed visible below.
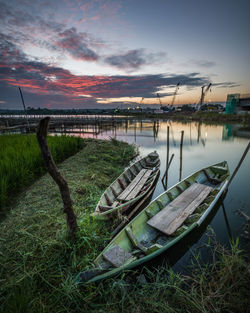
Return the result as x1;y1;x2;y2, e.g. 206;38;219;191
0;134;82;210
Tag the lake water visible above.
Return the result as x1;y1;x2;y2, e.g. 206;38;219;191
67;119;250;271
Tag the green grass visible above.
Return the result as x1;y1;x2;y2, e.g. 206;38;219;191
0;134;82;211
89;240;249;313
0;138;136;312
0;138;249;313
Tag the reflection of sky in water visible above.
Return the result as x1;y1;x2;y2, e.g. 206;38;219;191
69;120;250;270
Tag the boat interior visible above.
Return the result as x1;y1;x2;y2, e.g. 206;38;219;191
97;153;160;212
95;161;229;270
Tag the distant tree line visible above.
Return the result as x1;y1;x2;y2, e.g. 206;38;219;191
0;107;114;115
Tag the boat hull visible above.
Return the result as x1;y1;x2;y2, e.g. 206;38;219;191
78;161;230;284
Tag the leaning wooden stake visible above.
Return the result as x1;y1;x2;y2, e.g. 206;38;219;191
36;117;77;237
162;153;174;185
18;86;30;131
179;130;184;182
165;126;170;186
224;141;250;193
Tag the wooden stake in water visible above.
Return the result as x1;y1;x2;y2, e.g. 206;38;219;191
179;130;184;181
222;202;233;240
165;126;170;186
197;121;201;143
162;153;174;189
224;141;250;193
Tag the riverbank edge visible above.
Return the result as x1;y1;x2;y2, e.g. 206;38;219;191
115;111;250;124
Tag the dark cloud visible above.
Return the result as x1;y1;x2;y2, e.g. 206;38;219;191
0;29;237;109
104;49;166;71
0;2;98;62
213;82;241;88
0;33;22;63
56;27;99;61
0;82;100;109
105;49;146;70
0;2;63;33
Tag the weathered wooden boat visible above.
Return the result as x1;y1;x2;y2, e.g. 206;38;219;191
92;151;160;220
78;161;229;284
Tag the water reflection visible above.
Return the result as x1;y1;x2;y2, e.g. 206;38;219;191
222;202;233;240
62;119;250;265
223;124;250;140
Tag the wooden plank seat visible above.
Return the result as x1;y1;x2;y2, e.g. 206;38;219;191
147;183;213;235
103;245;133;267
117;169;152;202
99;200;120;212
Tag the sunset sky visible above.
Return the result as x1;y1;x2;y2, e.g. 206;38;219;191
0;0;249;109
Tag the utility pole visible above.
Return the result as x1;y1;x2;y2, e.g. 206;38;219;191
18;86;30;131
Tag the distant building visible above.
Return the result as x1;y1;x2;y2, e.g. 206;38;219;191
238;94;250;113
225;93;250;114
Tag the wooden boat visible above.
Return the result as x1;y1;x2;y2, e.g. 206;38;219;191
78;161;229;284
92;151;160;220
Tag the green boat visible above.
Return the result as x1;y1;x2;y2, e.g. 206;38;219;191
92;151;160;220
78;161;229;284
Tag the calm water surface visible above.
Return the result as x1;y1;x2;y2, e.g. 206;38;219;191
70;119;250;271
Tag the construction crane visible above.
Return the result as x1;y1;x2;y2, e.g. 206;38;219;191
139;97;144;111
156;93;162;109
198;83;212;110
171;82;180;107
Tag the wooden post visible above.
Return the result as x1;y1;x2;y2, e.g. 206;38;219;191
165;126;170;186
197;121;201;143
222;203;233;239
36;117;77;237
179;130;184;182
18;86;30;132
153;121;156;141
224;141;250;192
169;121;176;146
189;123;192;145
162;153;174;189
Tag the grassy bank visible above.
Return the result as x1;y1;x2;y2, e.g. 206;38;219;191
0;138;249;313
0;134;82;211
0;138;136;312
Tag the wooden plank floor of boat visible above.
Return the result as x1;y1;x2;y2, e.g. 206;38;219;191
118;169;152;201
103;245;133;268
147;183;213;235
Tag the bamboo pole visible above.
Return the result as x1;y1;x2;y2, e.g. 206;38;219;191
224;141;250;192
18;86;30;131
162;153;174;188
179;130;184;182
165;126;170;186
222;202;233;240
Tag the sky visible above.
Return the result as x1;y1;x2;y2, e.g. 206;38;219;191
0;0;249;109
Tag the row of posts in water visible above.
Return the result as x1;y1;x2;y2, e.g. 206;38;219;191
1;115;202;191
